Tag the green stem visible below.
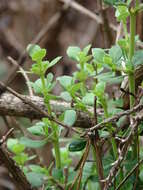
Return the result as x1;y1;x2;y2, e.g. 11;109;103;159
129;12;136;108
123;22;129;43
128;11;137;158
136;0;139;7
104;107;124;186
104;106;118;159
40;67;61;169
53;138;61;169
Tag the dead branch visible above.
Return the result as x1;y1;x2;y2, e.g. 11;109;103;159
1;11;62;95
58;0;117;31
0;92;93;128
0;129;36;190
87;103;143;132
0;81;80;134
102;112;143;190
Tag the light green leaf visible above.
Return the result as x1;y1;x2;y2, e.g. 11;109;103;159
115;5;129;22
82;93;95;106
92;48;105;63
41;61;49;74
109;45;122;64
27;122;45;136
75;70;88;81
7;138;25;154
47;73;54;84
57;76;73;88
60;91;72;102
139;169;143;182
133;50;143;66
67;46;81;61
27;44;41;58
26;172;45;187
19;137;48;148
94;82;106;96
12;144;25;154
69;82;82;95
48;56;62;69
52;168;63;180
99;130;110;138
7;138;18;150
31;64;41;75
14;153;28;165
64;110;77;126
28;164;49;175
32;49;46;61
30;79;43;94
104;0;126;5
83;44;91;55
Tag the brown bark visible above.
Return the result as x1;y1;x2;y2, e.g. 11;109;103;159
0;93;93;128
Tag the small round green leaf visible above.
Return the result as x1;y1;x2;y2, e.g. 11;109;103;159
64;110;77;127
66;46;81;61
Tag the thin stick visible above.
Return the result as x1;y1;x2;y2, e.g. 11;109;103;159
102;114;143;189
115;158;143;190
1;12;61;95
58;0;117;31
0;81;80;134
7;56;33;96
87;103;143;132
59;0;102;23
92;96;104;189
0;128;14;145
0;129;37;190
69;139;91;190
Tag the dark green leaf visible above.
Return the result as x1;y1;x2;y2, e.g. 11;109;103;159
69;139;86;152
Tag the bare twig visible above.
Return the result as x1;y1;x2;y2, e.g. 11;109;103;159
91;96;104;190
87;103;143;132
0;129;36;190
102;112;143;189
7;56;33;96
58;0;117;31
0;81;80;134
1;12;62;95
0;92;93;128
58;0;102;23
0;128;14;145
69;139;91;190
115;158;143;190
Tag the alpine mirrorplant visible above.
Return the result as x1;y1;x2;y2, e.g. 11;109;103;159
6;1;143;189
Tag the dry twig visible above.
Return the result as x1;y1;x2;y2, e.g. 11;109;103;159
0;81;80;134
0;129;36;190
7;56;33;96
1;12;62;95
87;103;143;132
102;113;143;189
